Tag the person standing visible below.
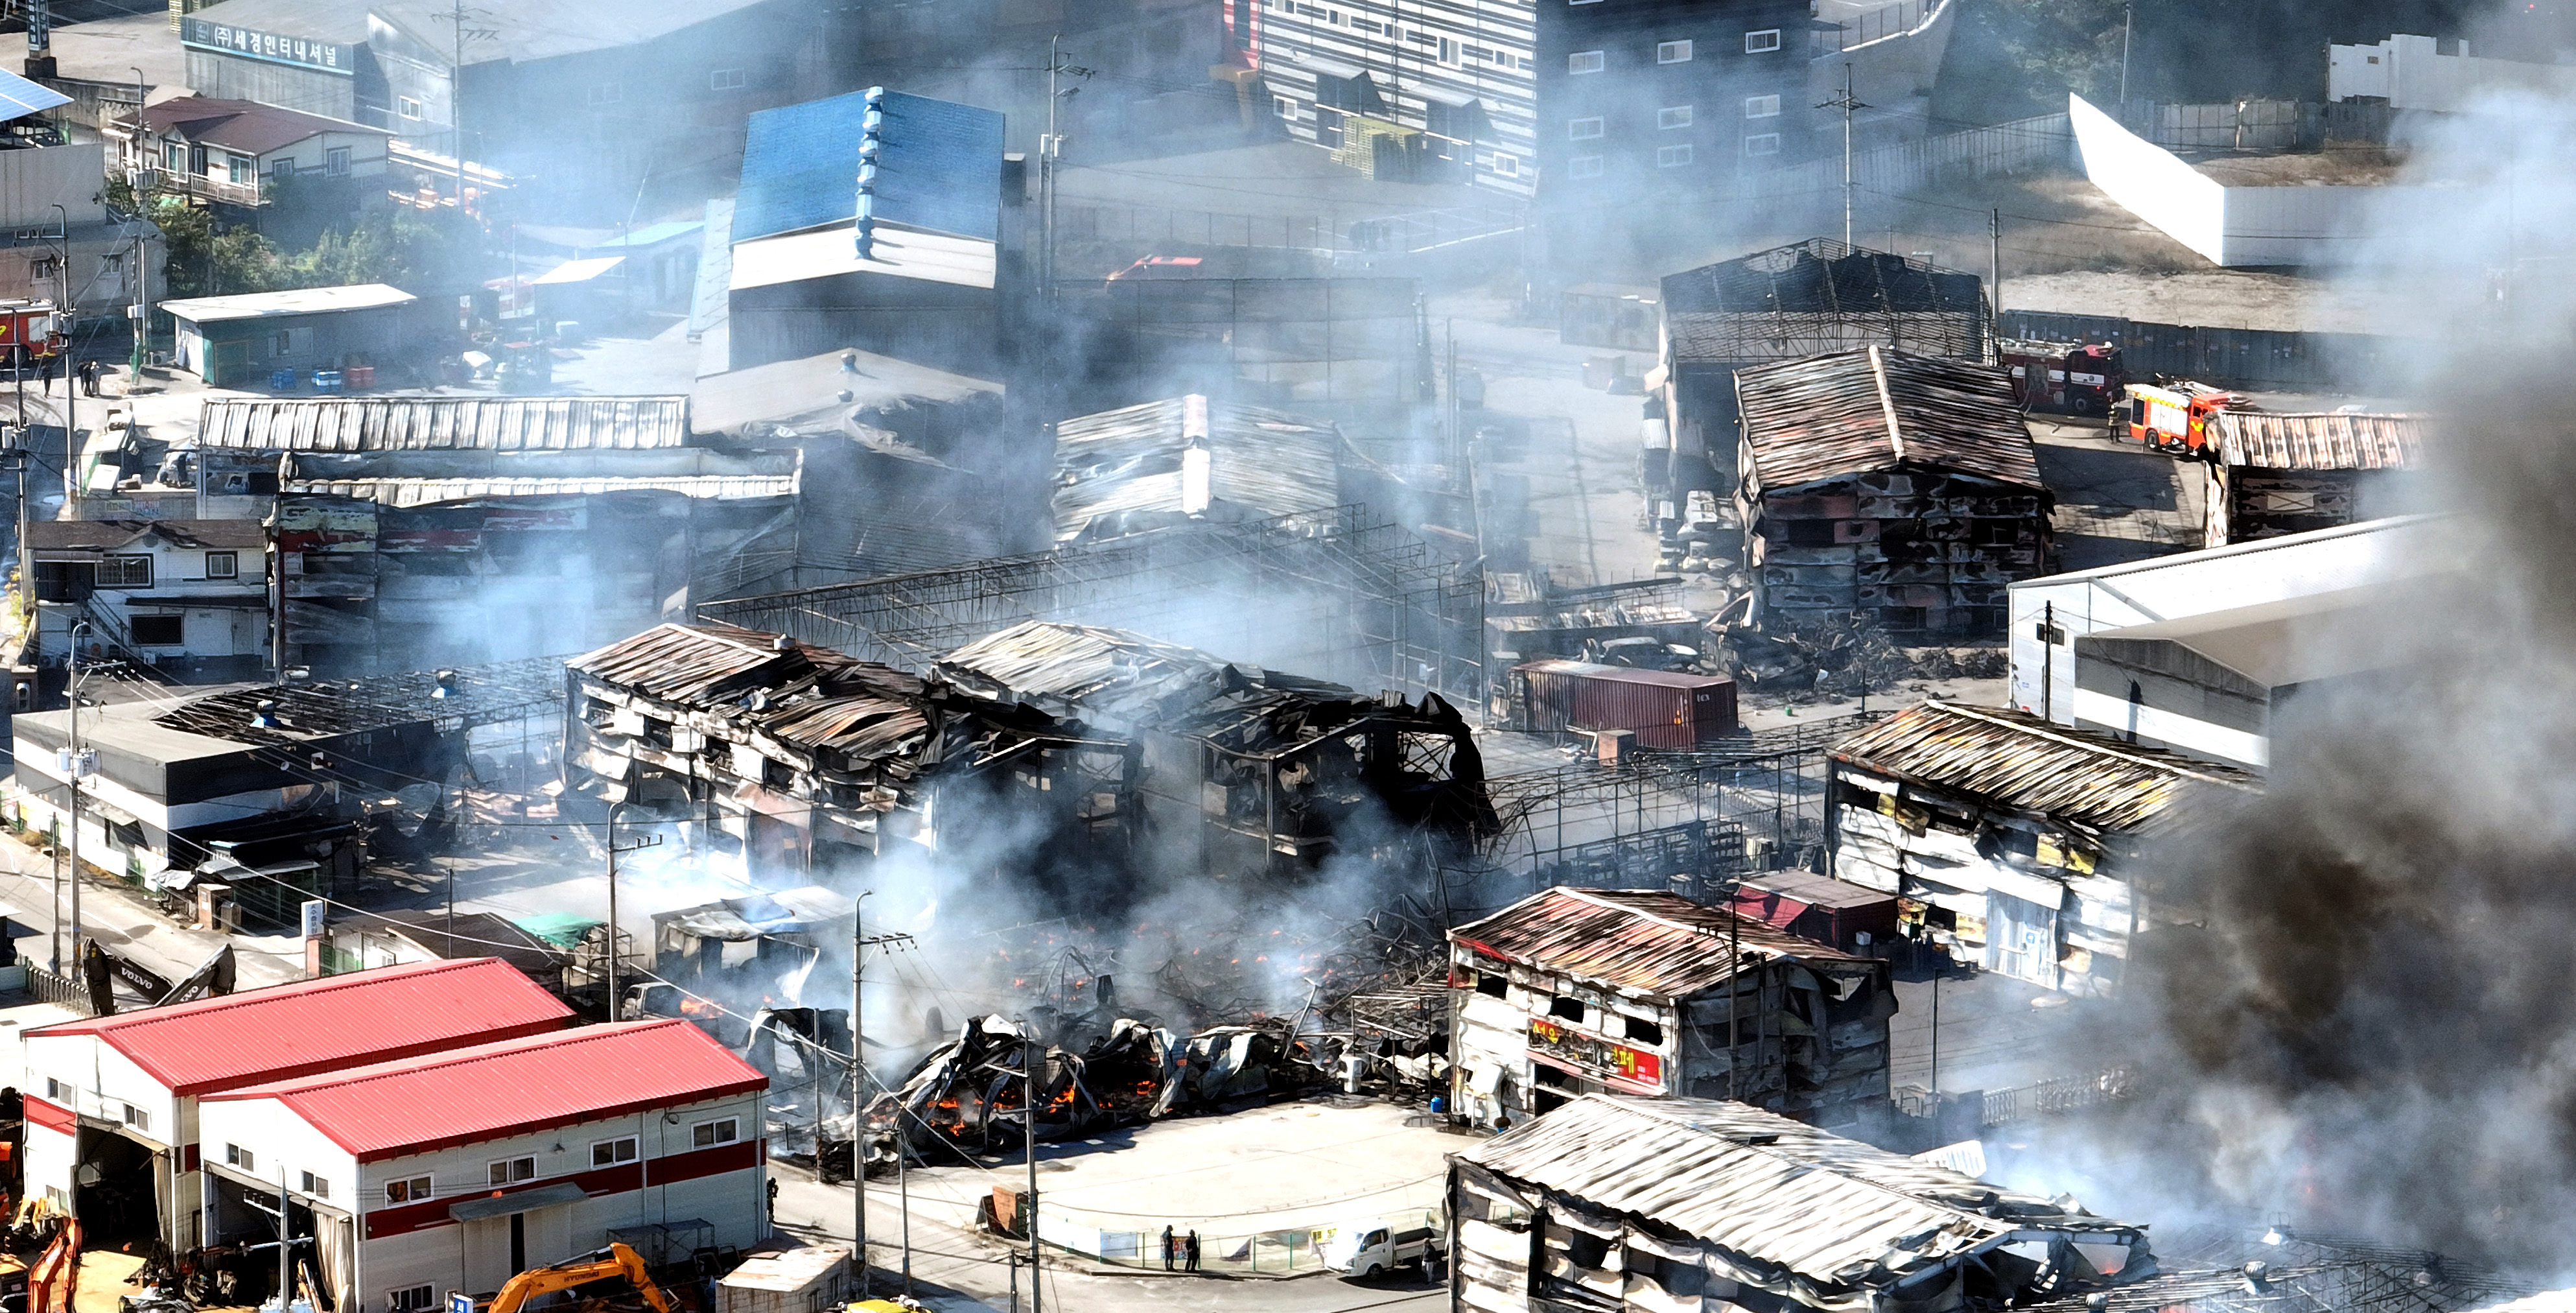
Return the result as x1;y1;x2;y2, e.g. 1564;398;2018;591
76;358;96;397
1162;1225;1175;1271
1184;1231;1201;1273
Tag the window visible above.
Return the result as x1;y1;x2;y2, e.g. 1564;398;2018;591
1567;50;1604;74
588;84;623;106
488;1156;534;1186
590;1136;638;1168
268;159;294;180
1744;132;1783;155
1490;152;1519;176
163;142;183;172
113;1102;146;1130
1275;96;1296;119
1549;995;1586;1022
1438;37;1458;64
384;1176;432;1204
300;1170;329;1198
1475;971;1507;998
709;67;747;91
227;1144;255;1172
1658;105;1693;129
692;1118;740;1148
30;256;56;282
1624;1015;1665;1044
388;1288;436;1313
397;96;421;119
1567;117;1604;140
1745;94;1781;118
1313;72;1386;116
1567;154;1604;179
98;556;151;589
1745;29;1782;53
43;1078;65;1102
1657;143;1693;166
130;615;183;646
326;146;350;176
1657;40;1692;63
205;550;239;579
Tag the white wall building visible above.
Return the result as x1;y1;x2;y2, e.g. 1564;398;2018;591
196;1019;767;1313
2330;34;2576;113
28;519;271;669
18;959;575;1254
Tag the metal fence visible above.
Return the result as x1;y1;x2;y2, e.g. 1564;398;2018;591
1038;1205;1445;1274
1813;0;1942;54
1742;113;2076;206
24;964;93;1015
1980;1066;2136;1127
1996;309;2431;391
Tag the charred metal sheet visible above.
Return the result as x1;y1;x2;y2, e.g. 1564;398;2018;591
196;396;690;452
1831;699;2260;835
2208;411;2424;470
1736;346;2043;493
1662;240;1989;366
1460;1095;2146;1291
1051;394;1342;543
1449;886;1868;1000
567;622;894;709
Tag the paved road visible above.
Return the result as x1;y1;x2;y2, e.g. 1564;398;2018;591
0;826;305;991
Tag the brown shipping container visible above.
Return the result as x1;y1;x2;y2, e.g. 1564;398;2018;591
1515;660;1739;748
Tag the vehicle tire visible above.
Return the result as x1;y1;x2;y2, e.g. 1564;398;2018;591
1357;1264;1379;1279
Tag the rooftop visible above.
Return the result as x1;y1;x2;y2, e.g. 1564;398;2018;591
334;910;571;981
27;958;574;1096
1051;395;1342;543
2208;410;2424;469
2080;583;2435;690
934;621;1238;727
0;67;68;124
183;0;778;65
1662;239;1989;365
734;88;1006;245
278;448;801;507
27;519;268;552
204;1019;765;1161
1831;700;2262;834
1737;346;2044;492
689;346;1001;440
196;396;690;452
160;283;415;323
1449;886;1871;1001
137;96;387;155
1458;1095;2144;1293
2009;513;2451;588
570;622;909;709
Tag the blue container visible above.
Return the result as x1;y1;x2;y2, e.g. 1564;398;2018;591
312;370;344;394
270;369;297;391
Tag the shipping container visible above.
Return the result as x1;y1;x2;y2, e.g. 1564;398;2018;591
1512;659;1737;748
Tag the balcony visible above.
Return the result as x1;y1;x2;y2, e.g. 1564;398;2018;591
129;167;261;208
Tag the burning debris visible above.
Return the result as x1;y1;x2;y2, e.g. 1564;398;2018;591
1710;613;2006;704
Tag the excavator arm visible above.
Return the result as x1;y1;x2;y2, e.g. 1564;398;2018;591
486;1243;674;1313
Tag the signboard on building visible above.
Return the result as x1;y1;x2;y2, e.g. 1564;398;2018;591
180;19;358;76
1528;1017;1664;1090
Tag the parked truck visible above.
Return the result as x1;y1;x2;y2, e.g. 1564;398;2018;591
1998;338;2122;417
1316;1218;1446;1279
2124;380;2253;454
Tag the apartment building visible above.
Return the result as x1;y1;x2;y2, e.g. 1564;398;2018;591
1250;0;1809;196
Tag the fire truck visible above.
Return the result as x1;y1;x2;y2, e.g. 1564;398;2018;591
2124;379;2253;454
1998;337;2123;416
0;300;64;365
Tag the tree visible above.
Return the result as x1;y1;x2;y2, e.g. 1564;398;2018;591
110;177;476;302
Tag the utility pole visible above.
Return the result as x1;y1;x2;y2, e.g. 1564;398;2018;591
2118;3;2134;108
1990;207;2003;329
64;618;86;971
451;0;467;215
602;801;658;1019
1819;66;1866;248
129;67;148;384
1042;36;1060;302
850;892;915;1296
1024;1023;1040;1313
50;202;70;512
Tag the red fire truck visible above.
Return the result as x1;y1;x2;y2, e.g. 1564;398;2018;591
2124;379;2253;454
1998;338;2124;416
0;300;64;366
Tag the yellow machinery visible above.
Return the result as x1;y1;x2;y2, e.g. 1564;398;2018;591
487;1243;677;1313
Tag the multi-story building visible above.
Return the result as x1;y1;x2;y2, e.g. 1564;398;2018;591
1250;0;1810;197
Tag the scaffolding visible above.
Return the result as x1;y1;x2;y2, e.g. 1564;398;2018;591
695;504;1486;704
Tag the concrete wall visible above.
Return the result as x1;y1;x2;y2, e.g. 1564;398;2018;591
2330;34;2576;113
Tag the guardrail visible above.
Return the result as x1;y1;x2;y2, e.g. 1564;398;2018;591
1981;1067;2136;1127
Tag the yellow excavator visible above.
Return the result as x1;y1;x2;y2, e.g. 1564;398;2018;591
485;1244;678;1313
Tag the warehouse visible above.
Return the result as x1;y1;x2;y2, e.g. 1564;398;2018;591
195;1019;767;1313
1451;1094;2152;1313
2007;514;2458;726
1827;700;2260;995
1446;887;1892;1133
18;959;574;1255
2198;410;2424;546
1735;346;2052;636
162;285;419;389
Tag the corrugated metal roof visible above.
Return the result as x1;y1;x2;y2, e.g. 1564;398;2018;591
1831;700;2260;834
160;283;414;323
1459;1095;2135;1288
1738;346;2043;492
734;88;1004;244
2209;411;2424;470
0;67;68;123
569;622;862;708
27;519;267;551
937;621;1236;724
1512;659;1734;692
196;396;690;452
26;958;574;1096
282;473;797;506
1449;887;1869;1000
1051;395;1342;542
205;1019;766;1162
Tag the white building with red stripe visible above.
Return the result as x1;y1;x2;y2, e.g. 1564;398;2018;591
197;1019;768;1313
19;958;577;1253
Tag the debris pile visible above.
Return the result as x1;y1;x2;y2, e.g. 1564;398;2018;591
1711;615;2007;704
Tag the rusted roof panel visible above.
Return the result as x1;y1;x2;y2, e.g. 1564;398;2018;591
936;620;1239;724
2209;411;2424;470
1460;1095;2139;1287
1737;346;2043;492
1449;887;1868;1000
196;396;690;452
1831;700;2260;834
568;622;860;707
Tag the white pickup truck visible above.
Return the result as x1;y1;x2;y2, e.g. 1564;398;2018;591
1317;1218;1446;1279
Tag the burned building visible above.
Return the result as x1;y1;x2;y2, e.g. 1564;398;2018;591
1735;346;2052;636
2199;410;2424;546
1659;241;1989;493
563;622;1134;888
1827;700;2261;996
935;621;1492;885
1051;395;1342;545
1452;1094;2153;1313
1447;887;1893;1133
